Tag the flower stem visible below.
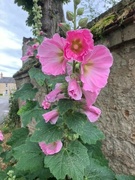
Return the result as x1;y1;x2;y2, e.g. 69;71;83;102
73;0;77;30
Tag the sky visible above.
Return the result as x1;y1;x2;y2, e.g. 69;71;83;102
0;0;120;77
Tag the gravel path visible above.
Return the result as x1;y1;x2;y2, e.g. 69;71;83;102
0;96;9;124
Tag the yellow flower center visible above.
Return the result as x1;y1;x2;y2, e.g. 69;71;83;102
71;39;83;53
57;50;64;63
83;61;93;74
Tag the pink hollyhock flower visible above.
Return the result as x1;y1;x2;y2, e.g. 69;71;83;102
81;105;101;122
39;140;62;155
45;83;64;103
38;34;67;76
81;45;113;92
42;100;51;109
68;78;82;100
83;89;100;107
0;131;4;141
43;109;59;124
64;29;94;62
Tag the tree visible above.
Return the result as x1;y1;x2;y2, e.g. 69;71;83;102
14;0;70;37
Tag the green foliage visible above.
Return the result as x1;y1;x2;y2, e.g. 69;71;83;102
0;171;7;180
30;119;63;143
7;128;29;148
45;141;89;180
64;112;105;144
28;67;47;86
14;83;38;101
8;95;20;126
84;158;115;180
20;105;45;126
115;175;135;180
13;141;44;172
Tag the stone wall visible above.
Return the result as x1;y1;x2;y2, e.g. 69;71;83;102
13;0;135;175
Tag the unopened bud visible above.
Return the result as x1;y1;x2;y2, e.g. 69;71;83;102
77;8;84;15
59;23;71;33
78;18;88;27
66;11;74;21
74;0;81;6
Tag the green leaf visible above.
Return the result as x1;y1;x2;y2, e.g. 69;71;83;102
45;141;89;180
7;128;29;148
116;174;135;180
87;141;109;166
14;83;38;101
49;75;65;89
0;171;6;180
58;99;74;115
84;158;115;180
13;141;44;172
65;112;105;144
21;106;45;126
29;67;47;86
30;119;63;143
17;100;37;115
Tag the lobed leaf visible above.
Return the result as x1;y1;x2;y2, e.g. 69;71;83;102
65;112;105;144
45;141;89;180
115;174;135;180
30;119;63;144
7;128;29;148
29;67;47;86
14;83;38;101
84;158;115;180
21;106;45;126
13;141;44;172
58;99;75;115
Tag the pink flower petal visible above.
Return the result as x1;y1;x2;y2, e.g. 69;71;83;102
43;109;59;124
81;45;113;92
0;131;4;141
68;78;82;100
81;105;101;122
38;34;67;76
64;29;94;62
42;100;51;109
39;140;62;155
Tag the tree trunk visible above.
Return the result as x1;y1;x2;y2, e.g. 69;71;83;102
40;0;65;38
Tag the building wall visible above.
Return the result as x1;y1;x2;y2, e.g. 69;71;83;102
0;83;16;95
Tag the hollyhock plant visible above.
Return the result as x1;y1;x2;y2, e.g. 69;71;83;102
38;33;68;76
64;29;94;62
68;78;82;100
39;140;62;155
43;109;59;124
0;130;4;141
81;45;113;92
81;105;101;122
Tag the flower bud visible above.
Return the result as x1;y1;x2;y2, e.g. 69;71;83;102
66;11;74;21
74;0;80;6
78;18;88;27
77;8;84;15
59;23;71;33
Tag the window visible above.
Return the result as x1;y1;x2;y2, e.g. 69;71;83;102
6;83;8;87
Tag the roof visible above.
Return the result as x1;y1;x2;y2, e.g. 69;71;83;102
0;77;15;83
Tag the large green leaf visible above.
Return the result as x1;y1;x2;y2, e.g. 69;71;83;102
0;171;7;180
84;158;115;180
65;112;105;144
17;100;37;115
45;141;89;180
87;141;108;166
21;106;45;126
13;141;44;172
14;83;38;101
58;99;75;115
30;119;63;143
7;128;29;148
29;67;47;86
116;174;135;180
49;75;66;89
